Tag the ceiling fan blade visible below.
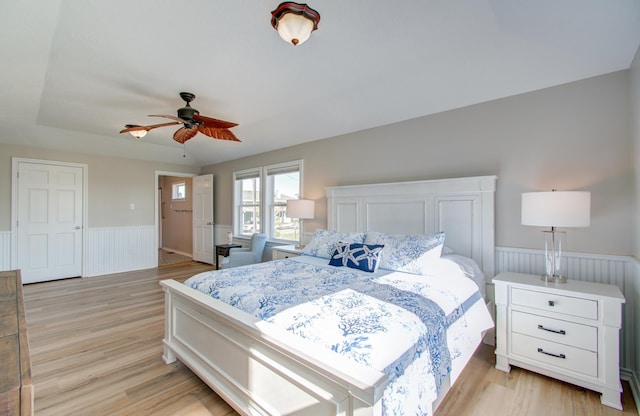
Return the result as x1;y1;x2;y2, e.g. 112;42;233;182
149;114;186;124
119;121;180;134
198;126;241;142
194;114;238;129
173;127;199;144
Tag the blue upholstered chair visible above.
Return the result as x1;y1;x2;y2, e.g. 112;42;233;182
226;233;267;268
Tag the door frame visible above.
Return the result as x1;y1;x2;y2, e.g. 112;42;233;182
155;170;197;267
11;157;88;275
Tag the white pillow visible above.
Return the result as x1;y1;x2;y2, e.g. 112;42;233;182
364;231;445;275
441;254;484;279
302;229;366;259
441;254;486;298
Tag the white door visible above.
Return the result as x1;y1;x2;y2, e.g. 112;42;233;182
17;162;83;283
192;174;214;264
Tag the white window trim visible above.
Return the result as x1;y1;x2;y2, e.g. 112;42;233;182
232;160;303;242
233;167;262;238
265;160;303;244
172;181;186;200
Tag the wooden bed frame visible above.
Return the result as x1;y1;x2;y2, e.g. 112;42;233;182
161;175;496;415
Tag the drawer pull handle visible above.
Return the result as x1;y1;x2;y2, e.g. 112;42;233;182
537;348;566;359
548;300;555;307
537;324;566;335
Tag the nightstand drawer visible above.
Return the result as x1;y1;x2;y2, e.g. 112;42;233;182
272;245;303;260
511;287;598;320
511;332;597;377
511;310;597;351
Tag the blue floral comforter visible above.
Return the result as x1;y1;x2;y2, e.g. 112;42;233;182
184;255;494;415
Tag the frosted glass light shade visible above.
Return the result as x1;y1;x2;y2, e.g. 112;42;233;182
129;130;147;139
276;13;314;46
271;2;320;46
521;191;590;228
286;199;315;219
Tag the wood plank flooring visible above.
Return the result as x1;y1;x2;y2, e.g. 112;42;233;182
21;264;637;415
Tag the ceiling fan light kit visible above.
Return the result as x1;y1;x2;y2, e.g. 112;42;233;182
271;2;320;46
126;126;147;139
119;92;240;145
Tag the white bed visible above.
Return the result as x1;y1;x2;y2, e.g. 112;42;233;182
161;175;496;415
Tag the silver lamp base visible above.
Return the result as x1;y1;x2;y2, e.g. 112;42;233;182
541;274;567;284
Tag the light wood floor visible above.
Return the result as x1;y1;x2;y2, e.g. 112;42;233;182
21;263;637;416
158;249;192;267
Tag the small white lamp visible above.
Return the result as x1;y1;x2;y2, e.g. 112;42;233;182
286;199;315;248
521;190;590;283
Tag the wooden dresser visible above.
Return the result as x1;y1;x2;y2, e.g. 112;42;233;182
0;270;33;416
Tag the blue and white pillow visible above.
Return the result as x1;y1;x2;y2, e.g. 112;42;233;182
364;231;445;275
329;242;385;273
302;229;366;259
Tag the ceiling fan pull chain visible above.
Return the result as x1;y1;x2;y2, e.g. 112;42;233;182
183;143;186;158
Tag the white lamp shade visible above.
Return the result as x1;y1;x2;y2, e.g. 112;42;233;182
276;12;314;45
521;191;591;227
286;199;315;219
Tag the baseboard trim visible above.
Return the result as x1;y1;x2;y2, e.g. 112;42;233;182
160;247;192;257
621;368;640;414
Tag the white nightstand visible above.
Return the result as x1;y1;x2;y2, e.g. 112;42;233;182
272;245;304;260
493;272;625;410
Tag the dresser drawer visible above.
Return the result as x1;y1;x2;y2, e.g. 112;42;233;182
511;332;597;377
511;287;598;320
511;310;597;351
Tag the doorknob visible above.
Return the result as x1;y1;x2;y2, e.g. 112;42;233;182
206;222;213;225
75;226;82;230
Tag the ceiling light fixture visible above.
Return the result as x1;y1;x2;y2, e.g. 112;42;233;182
128;129;147;139
122;124;149;139
271;2;320;46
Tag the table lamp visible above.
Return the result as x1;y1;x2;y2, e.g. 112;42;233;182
521;190;590;283
286;199;315;248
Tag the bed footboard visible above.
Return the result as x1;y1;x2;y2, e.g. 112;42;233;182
161;279;388;416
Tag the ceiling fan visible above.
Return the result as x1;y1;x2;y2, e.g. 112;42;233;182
120;92;240;144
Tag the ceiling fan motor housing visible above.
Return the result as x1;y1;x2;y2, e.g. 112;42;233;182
177;92;199;124
177;105;199;122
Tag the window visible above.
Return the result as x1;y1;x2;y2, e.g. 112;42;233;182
233;160;302;242
172;181;186;200
266;163;300;242
234;168;261;236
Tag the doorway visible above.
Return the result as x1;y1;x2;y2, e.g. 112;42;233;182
157;173;194;266
155;171;215;267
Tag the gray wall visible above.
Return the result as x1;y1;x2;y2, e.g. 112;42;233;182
203;70;633;256
0;144;200;230
630;46;640;392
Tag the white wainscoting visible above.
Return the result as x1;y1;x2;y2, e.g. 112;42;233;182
495;246;637;390
0;231;10;271
85;226;156;277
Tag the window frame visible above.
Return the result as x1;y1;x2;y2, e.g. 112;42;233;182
265;160;303;243
232;160;303;243
233;167;262;238
172;181;186;200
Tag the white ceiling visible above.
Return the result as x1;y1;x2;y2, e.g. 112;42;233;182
1;0;639;167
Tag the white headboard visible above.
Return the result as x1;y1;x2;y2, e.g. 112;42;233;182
325;175;496;278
